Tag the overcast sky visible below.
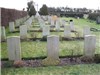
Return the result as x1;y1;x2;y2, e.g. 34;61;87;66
0;0;100;10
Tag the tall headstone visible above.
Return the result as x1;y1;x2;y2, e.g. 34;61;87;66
1;26;6;41
7;36;21;60
51;19;54;26
15;19;20;27
84;35;96;57
96;16;100;24
70;20;75;31
42;35;60;65
20;25;27;39
55;20;60;31
9;22;15;32
83;26;91;37
42;25;50;36
64;25;71;38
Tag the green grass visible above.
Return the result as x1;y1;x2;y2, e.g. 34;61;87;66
1;64;100;75
1;17;100;75
1;40;100;59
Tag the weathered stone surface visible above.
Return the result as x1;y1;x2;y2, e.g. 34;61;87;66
20;25;27;39
9;22;15;32
42;25;50;36
84;35;96;57
42;35;60;65
64;25;71;38
7;36;21;60
83;26;91;37
70;21;75;31
1;26;6;41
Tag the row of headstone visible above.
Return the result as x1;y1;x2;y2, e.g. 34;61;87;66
7;35;96;66
8;16;29;32
15;16;29;27
24;16;34;29
1;24;92;42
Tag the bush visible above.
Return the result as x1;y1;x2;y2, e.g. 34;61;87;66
39;4;48;15
88;13;100;21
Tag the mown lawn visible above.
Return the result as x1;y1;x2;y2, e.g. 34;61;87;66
1;64;100;75
1;17;100;75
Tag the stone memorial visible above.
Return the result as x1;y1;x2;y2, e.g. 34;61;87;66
64;25;71;38
42;35;60;65
20;25;27;39
42;25;50;36
1;26;6;41
9;22;15;32
83;26;91;37
70;20;75;31
84;35;96;57
7;36;21;60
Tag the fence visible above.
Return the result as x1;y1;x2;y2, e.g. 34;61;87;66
1;7;28;27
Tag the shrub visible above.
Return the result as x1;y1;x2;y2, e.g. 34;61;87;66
88;13;100;21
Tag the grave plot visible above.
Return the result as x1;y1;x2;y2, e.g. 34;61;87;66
1;16;100;67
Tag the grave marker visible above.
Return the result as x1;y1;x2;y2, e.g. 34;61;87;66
7;36;21;60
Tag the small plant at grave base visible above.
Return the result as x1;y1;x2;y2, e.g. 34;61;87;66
80;56;94;62
3;61;13;67
42;57;60;66
59;35;63;41
31;32;37;39
13;60;25;68
94;54;100;63
41;36;47;41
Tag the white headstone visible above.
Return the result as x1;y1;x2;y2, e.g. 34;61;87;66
7;36;21;60
70;21;75;31
83;26;91;37
51;19;54;26
1;26;6;41
9;22;15;32
84;35;96;57
47;35;59;59
15;19;20;27
42;25;50;36
55;20;60;31
42;35;60;65
20;25;27;39
64;25;71;38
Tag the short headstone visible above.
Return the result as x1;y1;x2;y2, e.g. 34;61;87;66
7;36;21;60
9;22;15;32
83;14;89;19
42;25;50;36
42;35;60;65
20;25;27;39
84;35;96;57
64;25;71;38
83;26;91;37
1;26;6;41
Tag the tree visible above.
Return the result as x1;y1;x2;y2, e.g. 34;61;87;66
27;1;36;16
39;4;48;15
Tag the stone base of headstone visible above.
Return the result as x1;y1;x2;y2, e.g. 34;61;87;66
42;57;60;66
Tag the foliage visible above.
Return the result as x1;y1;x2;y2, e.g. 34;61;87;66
39;4;48;15
88;13;100;21
27;1;36;16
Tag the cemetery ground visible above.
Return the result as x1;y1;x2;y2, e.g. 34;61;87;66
1;17;100;75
